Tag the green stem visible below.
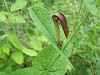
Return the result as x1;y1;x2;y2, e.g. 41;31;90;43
80;0;83;10
62;12;90;50
3;0;10;13
4;0;16;33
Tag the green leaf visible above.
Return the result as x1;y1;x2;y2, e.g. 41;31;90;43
9;13;26;23
0;72;8;75
0;52;7;59
29;6;74;69
33;45;66;75
29;40;42;51
9;67;33;75
64;43;73;57
29;5;74;70
37;36;48;42
0;12;9;16
21;47;38;56
11;51;24;65
84;0;97;15
0;12;7;23
66;64;72;71
10;0;27;12
2;46;10;55
96;0;100;6
29;5;57;45
7;33;21;49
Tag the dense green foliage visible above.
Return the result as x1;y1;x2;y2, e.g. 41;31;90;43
0;0;100;75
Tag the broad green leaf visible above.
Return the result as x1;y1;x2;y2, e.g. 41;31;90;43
7;33;21;49
33;45;66;75
9;13;26;23
2;46;10;55
21;47;38;56
11;51;24;65
29;5;74;70
9;67;33;75
0;12;7;23
64;43;73;57
29;40;42;51
84;0;97;15
29;5;57;45
10;0;27;12
0;72;8;75
52;44;75;70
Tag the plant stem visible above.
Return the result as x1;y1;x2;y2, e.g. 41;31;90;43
4;0;10;12
4;0;16;33
62;12;90;50
80;0;83;10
